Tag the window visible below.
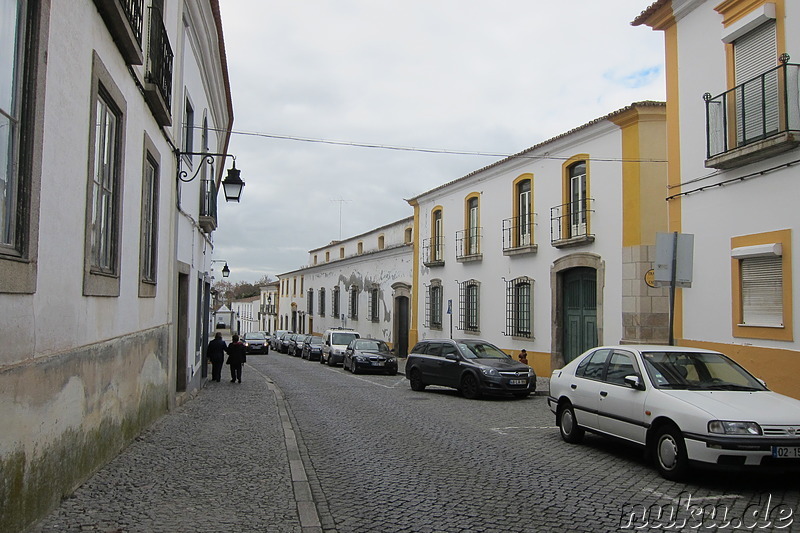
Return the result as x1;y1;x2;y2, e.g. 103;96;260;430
505;277;532;338
84;53;126;297
467;195;479;255
318;288;325;316
183;96;194;154
307;289;314;315
605;351;637;386
433;208;443;261
357;241;363;254
139;140;159;296
458;279;480;332
325;251;330;262
332;286;340;318
378;235;385;250
517;178;531;246
348;285;359;320
733;19;778;144
404;227;412;244
576;349;610;380
313;254;318;265
368;286;380;322
731;230;792;341
1;0;45;294
569;161;587;237
426;281;443;329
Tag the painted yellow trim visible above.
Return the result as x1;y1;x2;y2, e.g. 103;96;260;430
680;338;800;400
464;192;481;254
507;349;552;377
561;154;590;238
730;229;793;341
409;201;421;349
431;205;443;242
638;1;677;31
511;174;533;248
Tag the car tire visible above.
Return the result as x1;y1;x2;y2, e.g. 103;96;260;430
460;373;481;400
409;369;426;391
653;424;689;481
558;403;584;444
351;362;359;374
327;356;335;367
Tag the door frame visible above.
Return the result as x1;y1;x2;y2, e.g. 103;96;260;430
550;253;605;370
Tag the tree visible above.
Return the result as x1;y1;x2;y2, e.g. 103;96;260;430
254;274;275;287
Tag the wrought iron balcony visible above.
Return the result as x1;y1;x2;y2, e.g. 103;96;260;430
455;228;483;261
705;59;800;169
93;0;144;65
550;199;595;247
199;179;217;233
502;215;537;255
143;6;173;126
422;237;445;267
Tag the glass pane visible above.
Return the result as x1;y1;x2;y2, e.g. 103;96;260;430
0;113;13;245
0;0;23;113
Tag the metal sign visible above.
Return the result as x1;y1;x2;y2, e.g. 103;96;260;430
446;299;452;315
655;232;694;288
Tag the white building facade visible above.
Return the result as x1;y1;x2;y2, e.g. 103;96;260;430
0;1;233;529
635;0;800;399
279;218;415;354
408;103;668;377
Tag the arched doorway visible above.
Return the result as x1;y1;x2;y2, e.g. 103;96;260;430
392;283;412;357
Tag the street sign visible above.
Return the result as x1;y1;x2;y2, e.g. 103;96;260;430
446;299;452;315
655;232;694;288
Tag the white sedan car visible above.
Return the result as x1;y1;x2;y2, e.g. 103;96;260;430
548;345;800;480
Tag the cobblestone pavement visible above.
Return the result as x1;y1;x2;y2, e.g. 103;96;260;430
29;351;799;533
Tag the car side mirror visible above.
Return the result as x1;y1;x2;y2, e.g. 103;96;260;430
624;375;644;390
445;354;459;362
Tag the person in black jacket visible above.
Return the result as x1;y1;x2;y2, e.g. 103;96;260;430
225;334;247;383
207;332;227;382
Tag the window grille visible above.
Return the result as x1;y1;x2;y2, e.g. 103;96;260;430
332;286;340;318
505;277;533;337
318;288;325;316
429;284;442;329
458;280;480;332
348;285;358;320
307;289;314;316
369;287;380;322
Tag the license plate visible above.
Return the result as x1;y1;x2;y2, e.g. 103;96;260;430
371;361;385;366
772;446;800;459
509;379;527;386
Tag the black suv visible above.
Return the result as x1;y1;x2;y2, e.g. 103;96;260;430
405;339;535;399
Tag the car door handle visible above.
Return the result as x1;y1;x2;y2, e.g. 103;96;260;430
570;384;577;390
600;391;608;397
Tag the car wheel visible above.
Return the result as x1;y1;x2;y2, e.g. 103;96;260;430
653;424;689;481
351;361;359;374
460;373;481;400
558;403;584;444
327;356;335;366
409;369;426;391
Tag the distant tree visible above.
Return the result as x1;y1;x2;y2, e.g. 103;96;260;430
232;282;259;300
254;274;275;287
212;280;234;307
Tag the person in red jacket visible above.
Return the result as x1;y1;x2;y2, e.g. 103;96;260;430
225;334;247;383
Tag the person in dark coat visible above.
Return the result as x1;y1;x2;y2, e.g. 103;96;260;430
225;334;247;383
207;332;227;382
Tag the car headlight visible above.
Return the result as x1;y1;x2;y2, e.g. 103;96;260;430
527;369;536;377
481;367;499;377
708;421;762;435
354;355;367;362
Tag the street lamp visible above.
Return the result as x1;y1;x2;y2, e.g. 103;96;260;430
176;151;245;202
211;259;230;278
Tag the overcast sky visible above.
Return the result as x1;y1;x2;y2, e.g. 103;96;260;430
213;1;665;284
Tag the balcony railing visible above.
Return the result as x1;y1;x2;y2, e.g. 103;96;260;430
199;179;217;233
502;215;536;253
143;6;173;126
456;228;483;260
705;61;800;167
550;198;594;246
422;237;445;266
93;0;144;65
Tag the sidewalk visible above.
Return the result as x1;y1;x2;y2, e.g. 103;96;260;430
30;361;317;533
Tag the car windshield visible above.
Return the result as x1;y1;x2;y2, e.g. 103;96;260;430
457;341;510;360
354;340;389;352
641;351;767;391
309;337;323;345
244;333;265;340
332;333;358;345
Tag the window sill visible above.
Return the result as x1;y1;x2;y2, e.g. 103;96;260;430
552;235;595;249
423;260;445;268
504;244;538;257
510;335;534;341
737;323;784;329
705;131;800;170
456;253;483;263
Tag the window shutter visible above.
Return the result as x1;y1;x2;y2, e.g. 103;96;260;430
741;255;783;326
734;20;778;143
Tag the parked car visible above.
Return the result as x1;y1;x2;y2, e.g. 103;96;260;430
279;332;295;354
548;345;800;480
242;331;268;354
343;338;398;375
405;339;535;399
301;335;324;361
288;334;308;357
321;328;360;366
270;330;292;351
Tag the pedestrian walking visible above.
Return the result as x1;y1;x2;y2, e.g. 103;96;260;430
207;332;227;382
225;334;247;383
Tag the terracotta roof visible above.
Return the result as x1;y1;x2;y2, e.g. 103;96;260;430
632;0;670;26
406;101;666;203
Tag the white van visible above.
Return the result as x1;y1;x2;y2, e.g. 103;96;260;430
321;328;360;366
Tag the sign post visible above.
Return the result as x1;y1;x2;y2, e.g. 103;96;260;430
447;299;453;339
654;232;694;345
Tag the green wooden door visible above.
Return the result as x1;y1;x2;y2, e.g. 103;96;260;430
563;267;597;362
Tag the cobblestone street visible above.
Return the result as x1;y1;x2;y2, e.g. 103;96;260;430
30;351;799;533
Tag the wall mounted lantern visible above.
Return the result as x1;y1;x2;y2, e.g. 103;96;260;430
211;259;230;278
176;151;245;202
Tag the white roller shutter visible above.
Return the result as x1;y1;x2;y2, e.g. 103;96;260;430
740;255;783;327
734;20;778;144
